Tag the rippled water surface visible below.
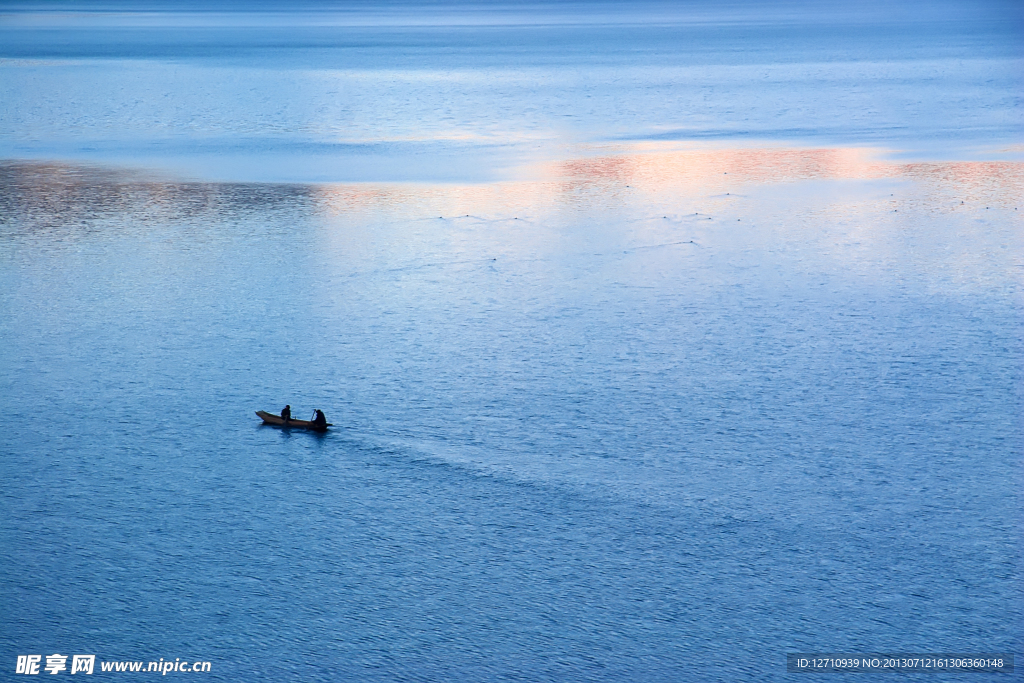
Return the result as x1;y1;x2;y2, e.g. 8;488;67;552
1;2;1022;681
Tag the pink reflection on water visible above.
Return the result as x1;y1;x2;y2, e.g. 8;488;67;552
311;146;1023;222
308;146;1023;293
550;146;1023;203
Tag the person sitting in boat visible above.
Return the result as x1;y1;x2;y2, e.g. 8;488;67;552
312;409;327;429
281;404;291;421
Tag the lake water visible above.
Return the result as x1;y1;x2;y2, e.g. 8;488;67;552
1;2;1022;681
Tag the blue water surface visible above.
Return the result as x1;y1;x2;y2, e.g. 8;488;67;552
1;1;1022;681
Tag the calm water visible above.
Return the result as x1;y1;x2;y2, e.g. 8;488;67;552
1;2;1022;681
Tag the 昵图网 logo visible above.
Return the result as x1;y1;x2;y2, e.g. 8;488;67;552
16;654;210;674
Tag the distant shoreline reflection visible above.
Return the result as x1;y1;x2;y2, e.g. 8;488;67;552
3;147;1022;230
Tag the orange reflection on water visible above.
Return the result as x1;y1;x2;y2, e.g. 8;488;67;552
312;145;1024;220
544;145;897;199
307;145;1023;294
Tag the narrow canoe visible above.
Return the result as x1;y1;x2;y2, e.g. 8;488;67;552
256;410;333;431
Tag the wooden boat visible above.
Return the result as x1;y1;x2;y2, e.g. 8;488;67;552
256;410;332;431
